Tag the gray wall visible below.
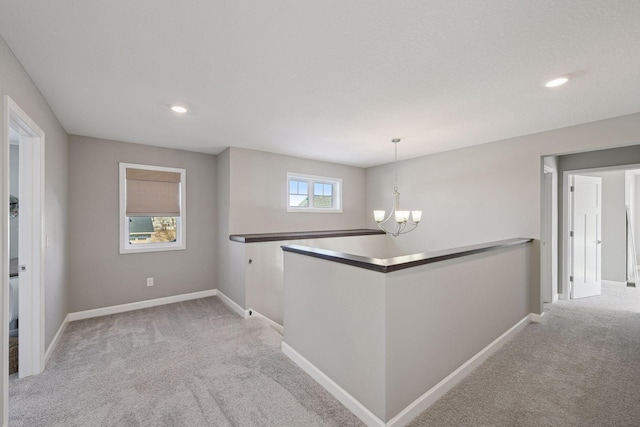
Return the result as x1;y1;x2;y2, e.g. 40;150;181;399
386;243;532;420
245;235;387;325
366;138;539;256
68;135;217;312
0;35;69;354
559;145;640;172
283;242;532;423
216;149;246;307
582;171;626;282
366;114;640;313
283;251;387;420
229;147;366;234
217;147;368;309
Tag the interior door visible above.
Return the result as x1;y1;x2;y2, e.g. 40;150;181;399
571;175;602;299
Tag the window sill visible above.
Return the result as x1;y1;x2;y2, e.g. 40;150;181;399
286;207;343;213
119;243;186;254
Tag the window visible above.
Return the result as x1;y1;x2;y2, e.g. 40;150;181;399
119;163;186;254
289;179;309;207
287;173;342;212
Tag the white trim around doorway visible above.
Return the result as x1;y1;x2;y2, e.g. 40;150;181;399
2;95;47;425
9;96;46;379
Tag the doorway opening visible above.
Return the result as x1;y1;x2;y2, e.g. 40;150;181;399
541;147;640;314
561;165;640;308
3;95;45;383
9;129;19;377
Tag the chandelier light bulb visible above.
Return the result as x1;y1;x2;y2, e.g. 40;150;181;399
374;210;386;223
395;211;410;223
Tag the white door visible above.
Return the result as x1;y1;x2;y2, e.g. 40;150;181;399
571;175;602;299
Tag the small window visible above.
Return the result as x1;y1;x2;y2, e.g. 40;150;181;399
119;163;186;254
287;173;342;213
289;179;309;207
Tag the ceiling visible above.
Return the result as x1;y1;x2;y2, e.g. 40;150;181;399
1;1;639;167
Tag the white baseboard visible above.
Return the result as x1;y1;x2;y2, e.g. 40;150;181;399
44;314;69;368
215;290;248;318
283;314;532;427
386;314;532;426
68;289;218;321
247;309;284;334
530;312;545;323
282;342;385;427
602;280;626;287
552;293;559;303
51;290;254;366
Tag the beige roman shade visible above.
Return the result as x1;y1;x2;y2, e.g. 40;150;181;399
126;168;181;216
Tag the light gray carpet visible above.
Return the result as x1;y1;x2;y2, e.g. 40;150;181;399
409;281;640;426
12;284;640;426
9;297;363;427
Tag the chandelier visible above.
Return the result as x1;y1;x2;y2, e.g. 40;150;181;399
373;138;422;237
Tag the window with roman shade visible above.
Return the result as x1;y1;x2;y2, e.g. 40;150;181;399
119;163;186;254
125;168;181;217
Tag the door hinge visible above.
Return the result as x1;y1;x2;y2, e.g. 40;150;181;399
570;231;574;237
570;185;574;192
569;275;574;282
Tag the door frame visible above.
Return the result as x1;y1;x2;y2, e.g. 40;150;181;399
1;95;46;423
561;170;570;300
625;169;640;284
541;164;558;303
1;97;8;427
562;164;640;300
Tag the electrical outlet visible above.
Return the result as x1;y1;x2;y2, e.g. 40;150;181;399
146;277;154;287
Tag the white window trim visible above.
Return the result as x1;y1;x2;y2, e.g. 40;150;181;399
119;162;186;254
287;172;342;213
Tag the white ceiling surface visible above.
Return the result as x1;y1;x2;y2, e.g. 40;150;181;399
1;1;639;167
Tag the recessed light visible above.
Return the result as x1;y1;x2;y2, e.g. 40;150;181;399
545;76;570;88
171;105;187;113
